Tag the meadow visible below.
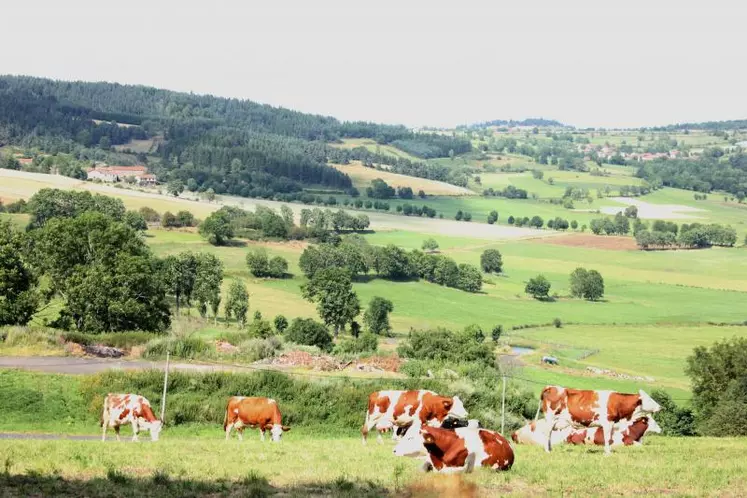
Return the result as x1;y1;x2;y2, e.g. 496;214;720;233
1;435;745;497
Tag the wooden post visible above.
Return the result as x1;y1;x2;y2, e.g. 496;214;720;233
160;351;170;422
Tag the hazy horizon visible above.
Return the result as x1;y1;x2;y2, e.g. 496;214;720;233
2;0;745;129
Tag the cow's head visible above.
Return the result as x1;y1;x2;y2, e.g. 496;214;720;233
393;428;428;458
444;395;468;421
645;416;662;434
267;424;291;442
638;390;661;414
145;420;162;442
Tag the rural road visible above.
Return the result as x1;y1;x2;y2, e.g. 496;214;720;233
0;356;251;375
0;433;120;442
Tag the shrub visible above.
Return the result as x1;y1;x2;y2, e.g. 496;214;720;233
273;315;288;334
285;318;333;352
650;389;696;436
491;325;503;342
247;317;274;339
397;326;496;367
61;331;156;349
143;336;210;359
333;332;378;355
480;249;503;273
362;297;394;336
237;337;282;362
553;318;562;328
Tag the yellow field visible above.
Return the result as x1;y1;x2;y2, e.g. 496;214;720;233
329;138;421;162
330;161;474;196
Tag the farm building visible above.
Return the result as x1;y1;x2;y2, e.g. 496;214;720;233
86;165;155;184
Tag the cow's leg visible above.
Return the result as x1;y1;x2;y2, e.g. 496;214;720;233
101;421;108;442
361;413;381;446
131;419;139;442
237;428;244;442
259;428;265;442
225;423;232;441
114;425;121;442
544;414;556;453
601;422;613;456
464;453;477;474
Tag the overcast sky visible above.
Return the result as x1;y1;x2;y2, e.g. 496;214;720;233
2;0;745;128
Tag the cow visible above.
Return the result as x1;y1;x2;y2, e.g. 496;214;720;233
101;393;162;442
513;416;661;447
394;425;514;474
540;386;661;454
223;396;290;442
361;390;468;445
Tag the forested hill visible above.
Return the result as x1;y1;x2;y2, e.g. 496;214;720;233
0;75;472;197
460;118;568;129
651;119;747;132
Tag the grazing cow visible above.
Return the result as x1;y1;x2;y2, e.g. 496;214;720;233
223;396;290;442
101;393;162;442
513;416;661;447
541;386;661;454
394;426;514;473
361;390;468;445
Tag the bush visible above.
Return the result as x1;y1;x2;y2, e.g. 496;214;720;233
491;325;503;342
247;317;274;339
247;249;287;278
285;318;333;353
397;326;496;367
143;336;210;359
61;331;156;349
650;389;696;436
237;337;282;362
480;249;503;273
553;318;562;328
273;315;288;334
333;332;378;355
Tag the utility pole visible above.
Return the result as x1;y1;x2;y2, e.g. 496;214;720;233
501;376;507;435
160;351;170;422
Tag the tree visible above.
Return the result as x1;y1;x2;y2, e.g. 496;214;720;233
193;253;223;319
525;275;551;300
163;252;198;313
167;179;185;197
433;257;459;287
139;206;160;223
161;211;178;228
26;188;125;229
363;297;394;336
624;205;638;218
463;212;472;222
0;222;39;326
650;390;696;436
455;210;463;221
480;249;503;273
273;314;288;334
491;325;503;342
507;215;515;225
176;210;195;227
421;238;439;253
285;318;333;352
224;280;249;327
123;210;147;231
686;337;747;435
204;188;216;202
199;209;234;246
487;210;498;224
301;268;360;337
456;264;482;292
373;245;413;279
530;215;544;228
570;220;578;230
366;179;395;199
246;249;270;277
569;267;605;300
32;211;170;332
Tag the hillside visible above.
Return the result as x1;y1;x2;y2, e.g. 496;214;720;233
0;75;471;198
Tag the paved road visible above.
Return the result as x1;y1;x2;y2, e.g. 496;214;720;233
0;356;247;375
0;433;119;442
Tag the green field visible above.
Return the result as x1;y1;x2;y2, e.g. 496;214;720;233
1;435;745;497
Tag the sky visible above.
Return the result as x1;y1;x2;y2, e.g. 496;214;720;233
1;0;745;129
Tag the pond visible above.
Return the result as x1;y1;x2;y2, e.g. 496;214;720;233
510;346;534;356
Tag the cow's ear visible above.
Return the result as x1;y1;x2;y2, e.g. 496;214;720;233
282;426;291;432
422;432;435;444
442;399;453;410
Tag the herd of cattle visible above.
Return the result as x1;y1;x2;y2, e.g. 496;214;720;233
101;385;662;474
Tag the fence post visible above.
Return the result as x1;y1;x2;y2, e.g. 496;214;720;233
160;351;170;422
501;375;507;435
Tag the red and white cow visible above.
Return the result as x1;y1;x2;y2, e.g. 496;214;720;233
541;386;661;454
394;425;514;473
223;396;290;442
101;393;162;442
361;390;468;445
512;416;661;447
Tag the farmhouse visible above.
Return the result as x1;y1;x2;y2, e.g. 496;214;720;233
86;165;156;185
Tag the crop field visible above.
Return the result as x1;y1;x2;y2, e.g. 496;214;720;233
329;138;421;162
329;161;474;196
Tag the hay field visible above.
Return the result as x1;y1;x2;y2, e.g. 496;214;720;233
330;161;474;196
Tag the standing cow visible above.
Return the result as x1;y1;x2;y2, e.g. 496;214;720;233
394;425;514;473
101;393;163;442
513;416;661;447
361;390;468;445
224;396;290;442
541;386;660;454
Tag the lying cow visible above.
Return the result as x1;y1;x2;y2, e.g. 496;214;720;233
362;390;468;445
101;393;162;442
541;385;661;454
224;396;290;442
394;425;514;473
513;416;660;447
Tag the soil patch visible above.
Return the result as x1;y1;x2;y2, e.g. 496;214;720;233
534;233;638;251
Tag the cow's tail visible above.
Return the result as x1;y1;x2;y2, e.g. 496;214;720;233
361;392;377;441
222;402;229;431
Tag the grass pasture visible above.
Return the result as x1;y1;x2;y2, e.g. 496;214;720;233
330;138;421;162
330;161;474;196
1;436;746;496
